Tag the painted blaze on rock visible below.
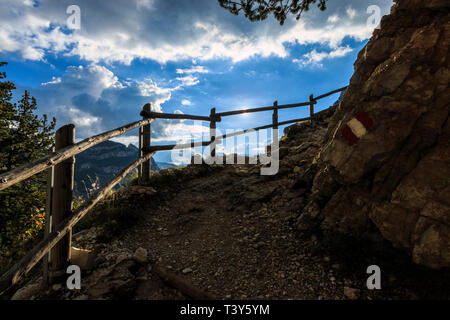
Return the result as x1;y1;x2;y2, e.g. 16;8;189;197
340;112;374;146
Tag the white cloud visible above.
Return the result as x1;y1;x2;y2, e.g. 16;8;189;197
293;45;354;68
346;7;357;19
175;75;200;87
64;107;100;127
176;66;209;74
150;121;210;143
41;76;61;86
136;79;173;112
39;64;122;98
136;0;153;10
330;46;354;57
181;99;192;106
0;0;393;64
31;63;204;140
22;47;45;60
327;14;340;23
23;0;35;6
111;135;139;146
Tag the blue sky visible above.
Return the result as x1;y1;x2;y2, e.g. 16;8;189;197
0;0;393;164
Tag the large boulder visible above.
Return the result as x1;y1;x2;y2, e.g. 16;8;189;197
312;0;449;268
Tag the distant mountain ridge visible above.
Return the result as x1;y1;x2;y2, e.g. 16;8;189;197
157;162;180;169
74;140;159;198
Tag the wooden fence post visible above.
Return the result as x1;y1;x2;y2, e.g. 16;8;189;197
309;94;315;122
268;101;278;156
43;146;54;285
48;124;75;284
210;108;216;159
273;101;278;129
138;125;142;179
140;103;151;184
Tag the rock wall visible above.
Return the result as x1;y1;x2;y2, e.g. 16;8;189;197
310;0;449;268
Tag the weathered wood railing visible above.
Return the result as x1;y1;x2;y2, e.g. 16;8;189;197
0;86;346;295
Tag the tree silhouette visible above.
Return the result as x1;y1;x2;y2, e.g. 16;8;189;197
0;62;56;266
218;0;327;25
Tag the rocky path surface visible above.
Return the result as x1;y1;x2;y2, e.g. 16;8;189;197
121;167;345;300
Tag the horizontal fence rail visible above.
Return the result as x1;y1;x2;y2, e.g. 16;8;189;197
216;101;312;117
0;86;347;295
216;116;313;140
313;86;347;101
215;86;347;118
0;118;155;191
145;140;213;152
140;110;212;122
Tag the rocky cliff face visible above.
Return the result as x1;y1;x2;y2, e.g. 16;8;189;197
306;0;449;268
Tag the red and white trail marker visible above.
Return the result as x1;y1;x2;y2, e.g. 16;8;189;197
340;112;374;146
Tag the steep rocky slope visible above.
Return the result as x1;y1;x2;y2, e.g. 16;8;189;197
297;0;449;269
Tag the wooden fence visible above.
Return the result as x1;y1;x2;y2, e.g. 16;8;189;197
0;86;346;294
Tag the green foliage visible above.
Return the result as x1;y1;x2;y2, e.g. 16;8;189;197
0;62;56;266
218;0;327;25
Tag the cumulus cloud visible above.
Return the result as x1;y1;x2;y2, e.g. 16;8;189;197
59;106;100;128
181;99;192;106
327;14;340;23
41;76;61;86
31;63;203;140
293;45;354;68
0;0;393;65
175;75;200;87
346;7;357;19
176;66;209;74
136;0;154;10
